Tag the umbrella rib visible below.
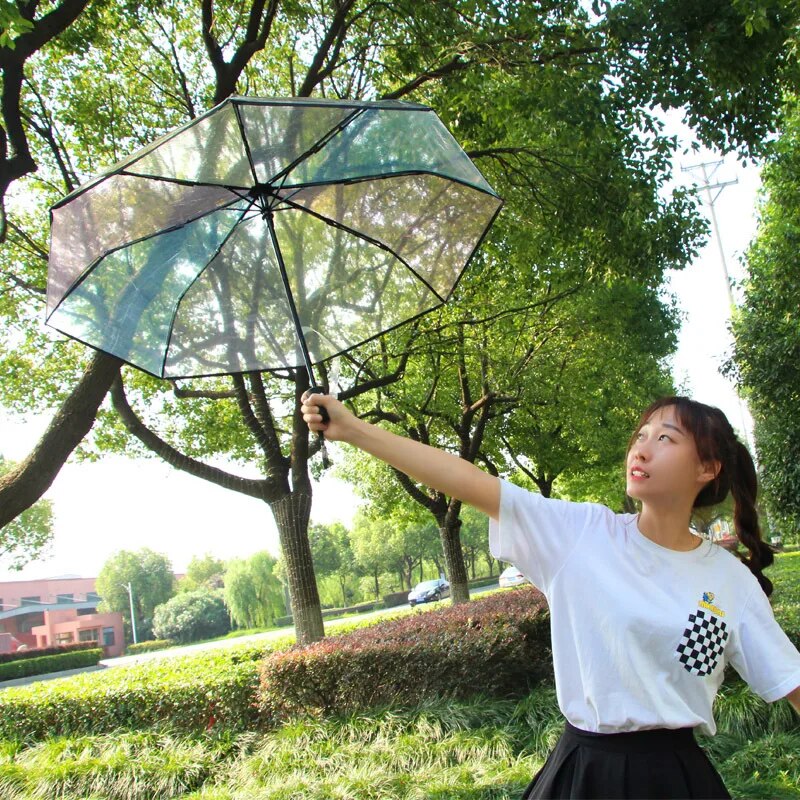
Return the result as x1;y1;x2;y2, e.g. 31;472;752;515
276;170;502;199
278;195;447;304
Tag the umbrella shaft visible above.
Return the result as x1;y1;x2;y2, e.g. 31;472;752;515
265;212;320;389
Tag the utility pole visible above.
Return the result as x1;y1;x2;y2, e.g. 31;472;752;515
123;582;138;644
681;159;754;452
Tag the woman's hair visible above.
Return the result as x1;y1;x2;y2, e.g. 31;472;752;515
631;396;775;596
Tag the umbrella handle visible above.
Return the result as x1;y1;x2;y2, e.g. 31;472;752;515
307;385;330;423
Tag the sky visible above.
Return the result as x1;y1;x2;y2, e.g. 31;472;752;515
0;120;764;583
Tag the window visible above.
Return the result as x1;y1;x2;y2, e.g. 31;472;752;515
55;632;74;645
17;612;44;633
102;627;115;647
21;596;41;606
78;628;99;643
56;593;74;604
86;592;101;602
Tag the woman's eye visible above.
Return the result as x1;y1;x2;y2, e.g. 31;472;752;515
658;434;672;442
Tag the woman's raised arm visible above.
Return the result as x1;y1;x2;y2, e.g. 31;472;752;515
301;392;500;520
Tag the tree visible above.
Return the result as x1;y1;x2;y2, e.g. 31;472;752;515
152;589;230;643
0;455;53;569
95;548;175;641
223;550;284;629
179;553;226;591
729;95;800;540
309;522;357;607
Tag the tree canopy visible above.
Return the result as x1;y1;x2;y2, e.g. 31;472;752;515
729;95;800;540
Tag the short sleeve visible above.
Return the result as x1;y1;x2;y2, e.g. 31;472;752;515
727;584;800;702
489;479;599;593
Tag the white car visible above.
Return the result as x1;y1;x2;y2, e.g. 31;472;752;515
499;566;528;588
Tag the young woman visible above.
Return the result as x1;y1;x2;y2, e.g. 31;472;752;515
301;392;800;799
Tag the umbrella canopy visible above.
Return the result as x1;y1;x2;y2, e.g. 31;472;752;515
46;97;503;384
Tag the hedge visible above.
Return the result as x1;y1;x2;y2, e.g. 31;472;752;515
275;600;383;627
0;648;103;681
0;642;284;742
258;585;552;721
0;642;98;665
126;639;176;655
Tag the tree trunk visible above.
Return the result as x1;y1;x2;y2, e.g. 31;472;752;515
439;518;469;604
0;352;121;528
270;492;324;644
373;568;380;599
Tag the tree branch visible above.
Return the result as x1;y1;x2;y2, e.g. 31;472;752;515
111;376;272;502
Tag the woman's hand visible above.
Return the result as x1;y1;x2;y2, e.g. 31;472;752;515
300;392;356;443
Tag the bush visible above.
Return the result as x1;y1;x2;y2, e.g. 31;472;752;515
152;590;231;644
0;641;290;742
382;591;409;608
259;586;552;721
0;648;103;681
125;640;176;655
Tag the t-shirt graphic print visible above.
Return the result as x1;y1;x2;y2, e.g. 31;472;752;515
676;606;729;677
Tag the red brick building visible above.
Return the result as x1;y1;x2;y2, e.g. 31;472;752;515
0;576;124;657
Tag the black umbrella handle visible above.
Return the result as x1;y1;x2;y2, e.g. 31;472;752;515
307;385;330;424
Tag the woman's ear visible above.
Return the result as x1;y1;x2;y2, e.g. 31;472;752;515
698;459;722;485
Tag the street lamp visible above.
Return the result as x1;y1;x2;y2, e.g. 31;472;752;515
122;582;138;644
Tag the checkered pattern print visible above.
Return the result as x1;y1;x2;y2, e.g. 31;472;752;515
676;609;729;676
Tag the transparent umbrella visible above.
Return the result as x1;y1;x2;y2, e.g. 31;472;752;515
47;97;503;392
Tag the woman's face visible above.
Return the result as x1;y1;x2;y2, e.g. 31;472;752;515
626;406;716;507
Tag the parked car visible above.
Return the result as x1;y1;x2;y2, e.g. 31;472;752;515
499;566;528;588
408;578;450;607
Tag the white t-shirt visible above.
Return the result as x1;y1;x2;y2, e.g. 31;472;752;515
489;479;800;736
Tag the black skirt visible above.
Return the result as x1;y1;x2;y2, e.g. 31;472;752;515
522;722;730;799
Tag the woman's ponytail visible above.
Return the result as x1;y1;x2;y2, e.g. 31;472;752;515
729;441;775;597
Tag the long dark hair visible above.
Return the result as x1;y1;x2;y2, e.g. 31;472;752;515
631;396;775;596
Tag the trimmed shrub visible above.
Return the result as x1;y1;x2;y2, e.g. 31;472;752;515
259;585;552;721
125;640;176;655
153;589;231;644
0;642;98;665
0;642;288;742
0;648;103;681
382;591;409;608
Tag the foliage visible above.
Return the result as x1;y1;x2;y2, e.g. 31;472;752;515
258;586;552;721
0;456;53;570
223;551;285;630
152;589;231;644
0;730;230;800
308;522;357;607
95;548;175;642
125;639;175;656
0;648;101;681
0;682;798;799
729;96;800;540
179;553;226;591
770;552;800;647
0;641;97;664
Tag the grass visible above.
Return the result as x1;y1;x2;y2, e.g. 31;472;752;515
0;555;797;799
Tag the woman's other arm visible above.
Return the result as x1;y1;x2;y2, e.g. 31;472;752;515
786;685;800;715
302;392;500;520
